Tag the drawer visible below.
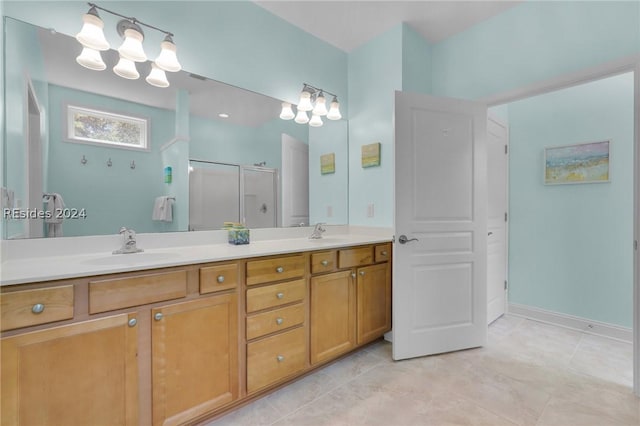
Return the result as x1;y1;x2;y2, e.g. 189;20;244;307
311;251;336;274
1;285;74;331
338;246;373;269
246;303;304;340
375;244;391;263
89;270;187;314
246;279;306;313
247;327;306;393
200;262;238;294
246;255;305;286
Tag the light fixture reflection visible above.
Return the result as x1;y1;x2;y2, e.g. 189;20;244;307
309;114;323;127
113;56;140;79
145;63;169;87
280;102;295;120
326;96;342;120
75;7;110;51
118;25;147;62
294;109;309;124
76;47;106;71
155;35;182;72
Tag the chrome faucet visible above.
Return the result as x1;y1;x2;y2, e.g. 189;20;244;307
113;227;143;254
309;223;326;239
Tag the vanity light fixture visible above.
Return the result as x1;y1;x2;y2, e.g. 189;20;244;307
281;83;342;127
75;2;182;87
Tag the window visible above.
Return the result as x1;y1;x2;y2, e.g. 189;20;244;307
66;105;149;150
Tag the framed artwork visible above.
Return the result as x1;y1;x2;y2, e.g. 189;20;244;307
361;142;381;168
544;140;610;185
320;153;335;174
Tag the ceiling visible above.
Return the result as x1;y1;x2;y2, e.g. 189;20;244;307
254;0;522;52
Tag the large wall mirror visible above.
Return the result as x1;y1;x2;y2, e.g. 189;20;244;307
2;17;348;239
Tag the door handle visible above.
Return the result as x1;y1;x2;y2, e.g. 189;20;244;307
398;235;419;244
488;232;493;236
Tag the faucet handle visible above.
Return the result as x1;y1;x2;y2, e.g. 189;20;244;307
119;227;128;234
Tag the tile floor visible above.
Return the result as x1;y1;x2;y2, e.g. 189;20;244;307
208;316;639;426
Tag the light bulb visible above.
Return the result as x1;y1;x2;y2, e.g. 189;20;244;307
312;91;328;116
146;63;170;87
76;47;106;71
297;89;313;111
155;36;182;72
76;8;110;51
309;114;323;127
294;109;309;124
113;56;140;79
326;97;342;120
280;102;295;120
118;26;147;62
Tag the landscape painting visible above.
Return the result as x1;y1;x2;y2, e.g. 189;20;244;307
544;140;610;185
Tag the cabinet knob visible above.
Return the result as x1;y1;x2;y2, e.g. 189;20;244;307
275;266;284;273
321;260;329;266
381;250;388;256
128;318;137;327
276;292;284;299
154;312;164;321
31;303;45;314
275;317;284;325
276;355;285;362
351;273;356;279
359;271;365;276
217;275;225;283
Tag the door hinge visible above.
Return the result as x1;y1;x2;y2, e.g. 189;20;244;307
504;212;508;222
505;144;508;154
504;280;508;290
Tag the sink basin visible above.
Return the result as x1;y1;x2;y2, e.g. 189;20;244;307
82;252;180;266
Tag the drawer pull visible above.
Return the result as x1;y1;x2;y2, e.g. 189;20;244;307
276;292;284;300
351;273;356;279
31;303;45;314
359;271;366;276
154;312;164;321
217;275;225;283
275;266;284;273
128;318;137;327
321;260;329;266
381;250;388;256
275;317;284;325
276;355;285;362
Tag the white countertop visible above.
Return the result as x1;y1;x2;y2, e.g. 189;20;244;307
0;227;392;286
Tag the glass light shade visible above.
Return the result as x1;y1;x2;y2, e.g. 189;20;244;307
309;114;323;127
327;99;342;120
146;63;169;88
155;38;182;72
312;92;328;116
297;90;313;111
118;28;147;62
113;56;140;79
76;47;106;71
279;102;295;120
294;109;309;124
76;12;110;51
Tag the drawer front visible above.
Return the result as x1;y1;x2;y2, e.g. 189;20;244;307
246;279;306;313
1;285;74;331
89;270;187;314
338;247;374;269
247;327;306;393
246;303;304;340
200;263;238;294
311;251;336;274
375;244;391;263
246;255;305;286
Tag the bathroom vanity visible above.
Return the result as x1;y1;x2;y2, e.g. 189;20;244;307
0;233;392;426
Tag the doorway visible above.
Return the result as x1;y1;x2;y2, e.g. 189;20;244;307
26;80;43;238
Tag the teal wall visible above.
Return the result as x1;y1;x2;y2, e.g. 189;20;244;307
508;73;634;327
47;84;178;236
401;24;432;95
431;1;640;99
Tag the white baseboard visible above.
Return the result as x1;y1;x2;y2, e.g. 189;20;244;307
508;303;632;343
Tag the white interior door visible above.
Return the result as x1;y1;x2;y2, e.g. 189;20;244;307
487;115;509;324
281;134;309;227
393;91;488;361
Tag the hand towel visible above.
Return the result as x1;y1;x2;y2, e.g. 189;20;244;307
152;196;174;222
45;193;65;237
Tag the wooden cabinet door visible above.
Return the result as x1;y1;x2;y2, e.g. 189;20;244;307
152;294;238;426
310;270;356;364
1;313;139;426
357;263;392;344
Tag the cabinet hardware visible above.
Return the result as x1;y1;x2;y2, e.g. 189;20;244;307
276;292;284;299
217;275;225;283
154;312;164;321
321;260;329;266
276;355;285;362
275;317;284;325
359;271;365;276
275;266;284;273
128;318;137;327
381;251;388;256
31;303;45;314
351;272;356;279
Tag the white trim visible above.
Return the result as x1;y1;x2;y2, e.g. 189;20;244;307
509;303;632;343
633;62;640;396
